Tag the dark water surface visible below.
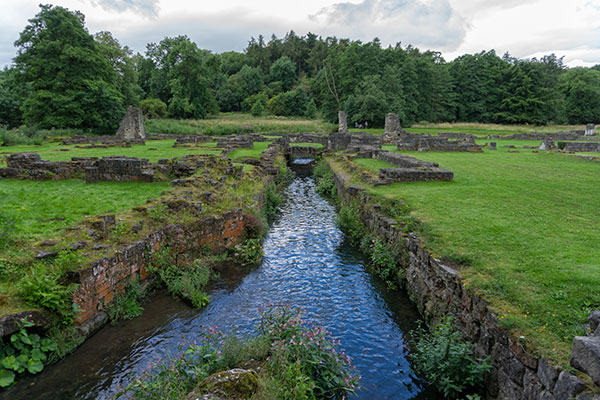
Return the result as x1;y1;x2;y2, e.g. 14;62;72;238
4;177;436;399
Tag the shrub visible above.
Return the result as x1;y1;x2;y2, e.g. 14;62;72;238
262;182;282;222
17;265;78;325
313;160;336;199
336;200;367;246
232;238;264;266
105;279;146;324
140;98;167;119
369;239;403;289
408;316;491;399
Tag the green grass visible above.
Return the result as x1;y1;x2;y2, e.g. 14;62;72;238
350;122;587;138
353;158;396;172
0;140;220;167
145;113;336;136
0;179;169;244
289;142;324;149
358;148;600;365
228;141;271;160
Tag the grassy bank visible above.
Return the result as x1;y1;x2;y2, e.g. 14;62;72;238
145;113;337;136
334;147;600;366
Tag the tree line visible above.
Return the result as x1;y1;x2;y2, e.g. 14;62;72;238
1;4;600;133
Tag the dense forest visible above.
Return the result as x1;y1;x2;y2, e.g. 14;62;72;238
2;4;600;133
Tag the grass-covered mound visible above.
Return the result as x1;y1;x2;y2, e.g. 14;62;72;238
334;146;600;366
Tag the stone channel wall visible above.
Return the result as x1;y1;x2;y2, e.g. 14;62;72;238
331;168;592;400
74;209;250;334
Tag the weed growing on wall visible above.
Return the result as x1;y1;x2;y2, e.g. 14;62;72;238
231;238;264;266
262;182;282;223
408;316;490;399
105;279;146;324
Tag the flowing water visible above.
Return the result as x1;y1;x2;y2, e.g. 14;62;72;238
4;177;437;399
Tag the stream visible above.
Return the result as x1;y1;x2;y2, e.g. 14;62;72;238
3;176;437;399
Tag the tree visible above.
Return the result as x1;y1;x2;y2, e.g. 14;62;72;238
94;31;143;107
0;67;28;128
140;98;167;119
269;56;297;92
14;5;124;133
145;36;219;119
559;68;600;123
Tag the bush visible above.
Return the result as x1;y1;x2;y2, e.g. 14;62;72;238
336;200;367;246
408;316;491;399
141;98;168;119
105;279;146;324
232;238;264;266
313;160;336;199
262;182;282;222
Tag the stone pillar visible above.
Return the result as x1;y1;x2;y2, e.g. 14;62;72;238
539;138;555;150
489;142;496;150
116;106;146;140
384;113;401;135
585;124;595;136
338;111;348;133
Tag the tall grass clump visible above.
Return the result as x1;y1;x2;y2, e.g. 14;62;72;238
313;160;336;199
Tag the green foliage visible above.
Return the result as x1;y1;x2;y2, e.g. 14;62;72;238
368;239;403;289
408;316;490;399
105;279;145;324
52;249;89;274
140;98;167;119
0;211;17;249
0;67;28;128
267;87;311;117
559;67;600;124
149;203;169;223
17;265;78;325
112;222;132;241
232;238;264;266
269;56;297;92
14;5;124;133
313;160;336;199
117;306;358;400
0;318;58;387
336;200;367;247
262;182;283;222
149;252;212;309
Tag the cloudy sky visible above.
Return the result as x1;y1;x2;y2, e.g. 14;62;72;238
2;0;600;68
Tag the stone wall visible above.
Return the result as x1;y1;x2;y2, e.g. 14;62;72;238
61;135;145;146
85;156;154;183
559;142;600;152
396;132;483;152
74;209;249;332
0;152;95;179
494;132;585;141
288;146;322;160
331;168;593;400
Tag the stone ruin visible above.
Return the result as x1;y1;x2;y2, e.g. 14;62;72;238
85;156;154;183
558;141;600;152
0;152;96;180
585;124;596;136
116;106;146;140
61;135;145;147
395;131;482;152
539;138;556;151
383;113;403;144
338;110;348;132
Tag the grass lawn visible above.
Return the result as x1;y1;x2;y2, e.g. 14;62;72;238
353;158;396;172
0;179;169;246
343;148;600;366
289;142;324;149
228;141;271;159
0;140;220;167
350;122;587;138
145;113;336;135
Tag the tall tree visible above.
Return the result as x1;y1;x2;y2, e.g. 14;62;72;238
0;67;28;128
14;5;124;132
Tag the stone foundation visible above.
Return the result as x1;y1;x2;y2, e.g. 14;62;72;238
559;142;600;152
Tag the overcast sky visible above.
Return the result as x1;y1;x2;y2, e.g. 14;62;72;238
2;0;600;68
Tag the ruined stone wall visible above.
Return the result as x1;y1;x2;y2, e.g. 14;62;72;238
0;152;95;180
379;168;453;183
560;142;600;152
85;156;154;183
331;169;591;400
74;210;249;331
61;136;145;146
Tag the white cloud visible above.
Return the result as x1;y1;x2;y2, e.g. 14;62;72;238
89;0;160;18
